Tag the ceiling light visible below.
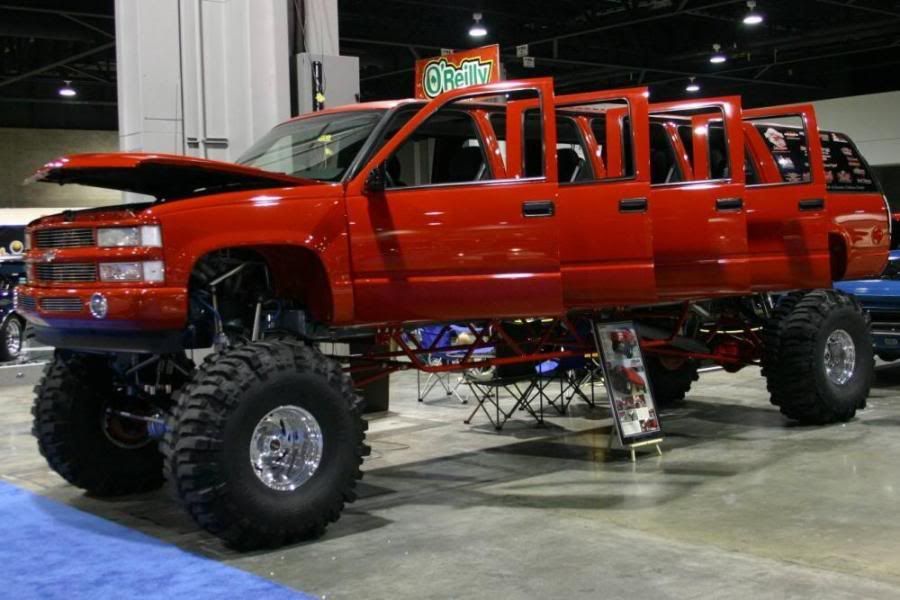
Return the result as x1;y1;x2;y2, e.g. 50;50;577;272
743;1;763;25
469;12;487;38
709;43;727;64
58;80;76;97
686;77;700;93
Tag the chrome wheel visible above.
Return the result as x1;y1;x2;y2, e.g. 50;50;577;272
4;318;21;358
250;405;323;492
824;329;856;385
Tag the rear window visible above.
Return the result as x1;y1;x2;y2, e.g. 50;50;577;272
753;123;811;184
821;131;879;192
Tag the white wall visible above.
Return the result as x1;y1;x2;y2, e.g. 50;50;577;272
812;91;900;167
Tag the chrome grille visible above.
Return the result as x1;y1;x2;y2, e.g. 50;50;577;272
35;263;97;283
18;295;36;311
39;298;83;312
34;228;95;249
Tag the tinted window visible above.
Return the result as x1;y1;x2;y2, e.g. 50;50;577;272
821;131;879;192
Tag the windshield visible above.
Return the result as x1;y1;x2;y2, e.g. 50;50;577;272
236;110;385;181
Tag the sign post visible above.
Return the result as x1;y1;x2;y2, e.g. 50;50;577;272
414;45;502;99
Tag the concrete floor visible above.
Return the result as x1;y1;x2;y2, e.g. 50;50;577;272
4;363;900;599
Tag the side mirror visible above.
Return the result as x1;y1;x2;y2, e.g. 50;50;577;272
365;162;387;193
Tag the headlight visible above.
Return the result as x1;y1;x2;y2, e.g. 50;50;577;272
97;226;162;247
98;261;165;283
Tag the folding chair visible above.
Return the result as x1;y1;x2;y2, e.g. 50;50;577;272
414;324;495;404
463;361;544;430
531;356;599;416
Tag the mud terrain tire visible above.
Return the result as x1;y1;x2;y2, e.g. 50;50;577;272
644;355;699;407
32;352;164;495
762;289;872;424
163;341;369;550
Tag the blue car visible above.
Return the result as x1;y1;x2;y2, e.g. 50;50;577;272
835;249;900;361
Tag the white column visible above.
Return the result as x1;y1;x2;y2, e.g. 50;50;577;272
297;0;359;114
304;0;339;56
115;0;183;155
115;0;291;163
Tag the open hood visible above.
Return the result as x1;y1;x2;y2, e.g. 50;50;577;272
26;153;315;200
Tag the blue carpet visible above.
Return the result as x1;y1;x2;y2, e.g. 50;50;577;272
0;481;315;600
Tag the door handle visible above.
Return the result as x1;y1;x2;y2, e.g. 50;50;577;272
799;198;825;211
522;200;555;218
716;197;743;211
619;197;648;213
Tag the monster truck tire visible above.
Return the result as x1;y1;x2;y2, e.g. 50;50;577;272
644;355;699;407
163;340;369;550
762;289;872;424
32;352;165;496
759;291;806;378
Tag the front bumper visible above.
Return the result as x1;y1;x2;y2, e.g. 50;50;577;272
16;284;188;353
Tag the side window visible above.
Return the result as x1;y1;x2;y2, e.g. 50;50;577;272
677;125;694;168
747;117;811;185
519;113;595;183
557;98;635;183
744;149;760;185
649;122;682;184
385;109;488;188
555;117;593;183
708;125;729;180
649;107;728;184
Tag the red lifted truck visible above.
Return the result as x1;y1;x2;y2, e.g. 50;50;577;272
18;78;889;549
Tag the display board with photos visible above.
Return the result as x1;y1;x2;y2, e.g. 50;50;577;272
593;321;662;445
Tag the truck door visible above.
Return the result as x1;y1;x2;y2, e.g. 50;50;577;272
648;98;750;300
553;88;656;308
344;79;562;323
742;106;831;290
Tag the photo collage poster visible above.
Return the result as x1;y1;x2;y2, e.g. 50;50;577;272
593;321;662;445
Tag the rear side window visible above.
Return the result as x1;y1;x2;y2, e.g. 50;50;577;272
821;131;878;192
752;122;811;184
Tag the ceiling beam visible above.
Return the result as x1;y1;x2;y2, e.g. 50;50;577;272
814;0;900;18
0;42;116;90
0;96;116;107
717;40;900;74
344;36;818;89
62;65;114;84
647;41;900;88
0;5;114;20
59;13;115;40
513;0;745;47
508;54;819;89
